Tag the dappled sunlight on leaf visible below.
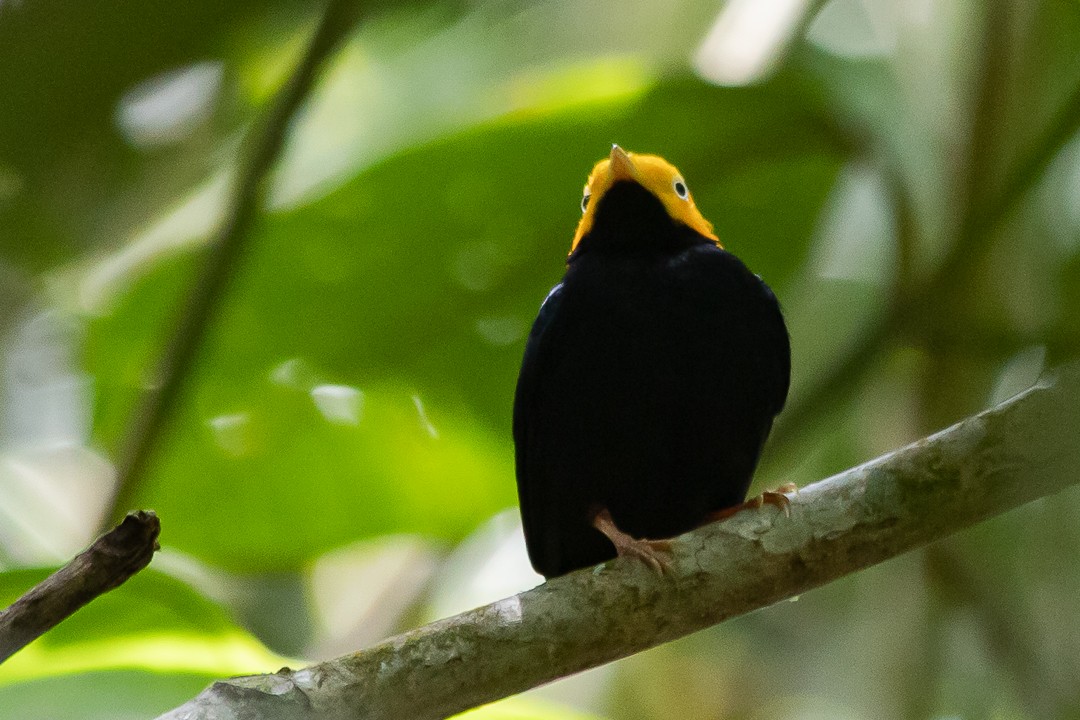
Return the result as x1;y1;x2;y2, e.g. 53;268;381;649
451;695;611;720
0;631;283;684
0;569;286;689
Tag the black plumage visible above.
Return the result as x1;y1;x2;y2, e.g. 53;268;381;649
513;167;790;579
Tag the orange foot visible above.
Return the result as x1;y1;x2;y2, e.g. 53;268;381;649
591;508;673;575
705;482;799;523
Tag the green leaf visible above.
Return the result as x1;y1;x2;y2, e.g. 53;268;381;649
0;671;212;720
0;568;284;718
453;696;610;720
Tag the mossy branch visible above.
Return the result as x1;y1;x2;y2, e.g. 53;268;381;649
158;365;1080;720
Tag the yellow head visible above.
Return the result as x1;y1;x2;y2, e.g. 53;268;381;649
570;145;719;254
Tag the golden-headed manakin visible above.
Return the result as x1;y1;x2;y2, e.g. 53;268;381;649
513;145;790;579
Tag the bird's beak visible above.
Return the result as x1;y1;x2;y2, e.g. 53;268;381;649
609;144;636;182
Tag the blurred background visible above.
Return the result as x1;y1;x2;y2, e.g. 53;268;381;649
1;0;1079;718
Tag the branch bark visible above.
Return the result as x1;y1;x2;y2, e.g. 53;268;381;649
158;364;1080;720
0;511;160;665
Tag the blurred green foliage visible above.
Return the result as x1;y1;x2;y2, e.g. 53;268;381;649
85;76;842;570
1;0;1079;719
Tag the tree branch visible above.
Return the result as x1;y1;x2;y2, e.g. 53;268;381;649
158;365;1080;720
104;0;367;525
0;511;160;665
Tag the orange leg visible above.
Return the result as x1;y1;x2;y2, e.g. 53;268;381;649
705;482;799;523
591;508;674;575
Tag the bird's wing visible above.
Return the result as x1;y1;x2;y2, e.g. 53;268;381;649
700;247;791;417
512;282;567;574
754;277;791;416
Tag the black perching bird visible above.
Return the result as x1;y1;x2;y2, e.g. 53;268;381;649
513;145;791;579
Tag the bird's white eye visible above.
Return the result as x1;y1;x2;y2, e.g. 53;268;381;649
581;188;591;213
673;178;688;199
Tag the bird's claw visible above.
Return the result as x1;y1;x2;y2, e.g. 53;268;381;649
591;508;674;575
705;482;799;523
746;482;798;518
614;537;674;575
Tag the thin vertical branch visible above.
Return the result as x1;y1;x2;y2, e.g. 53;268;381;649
925;545;1059;719
104;0;367;524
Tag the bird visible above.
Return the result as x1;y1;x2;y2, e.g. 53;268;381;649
513;145;791;579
